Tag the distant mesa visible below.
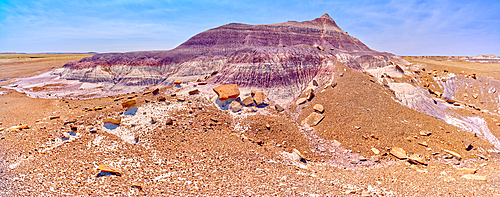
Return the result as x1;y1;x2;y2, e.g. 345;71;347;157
13;13;407;104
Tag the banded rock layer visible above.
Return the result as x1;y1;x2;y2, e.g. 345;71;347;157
57;14;407;102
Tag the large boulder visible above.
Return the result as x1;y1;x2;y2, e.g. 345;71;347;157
301;112;324;127
253;92;266;106
213;84;240;100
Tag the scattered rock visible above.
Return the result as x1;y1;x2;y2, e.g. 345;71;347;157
165;118;174;125
250;90;256;97
313;104;324;113
305;88;314;101
213;84;240;100
151;117;157;124
229;101;242;112
472;94;478;99
152;88;159;95
62;132;71;139
241;96;254;106
420;130;431;136
103;118;120;125
174;80;182;85
248;107;258;112
461;174;486;181
390;147;407;159
198;82;207;85
121;99;137;109
188;89;200;95
49;116;60;120
371;147;380;155
339;72;344;77
331;82;338;88
275;104;284;112
176;95;185;102
296;98;307;105
265;124;271;130
253;92;266;106
131;183;143;190
301;112;324;127
408;154;427;165
97;164;121;176
292;148;306;162
371;155;381;162
443;149;461;159
457;168;477;174
418;141;428;147
312;79;318;86
463;139;473;151
70;125;77;132
317;45;323;51
158;96;166;102
8;124;29;131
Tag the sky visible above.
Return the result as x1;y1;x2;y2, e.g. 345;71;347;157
0;0;499;56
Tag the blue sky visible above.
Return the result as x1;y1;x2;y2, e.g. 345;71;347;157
0;0;499;56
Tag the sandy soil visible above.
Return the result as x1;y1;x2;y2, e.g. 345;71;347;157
1;55;500;196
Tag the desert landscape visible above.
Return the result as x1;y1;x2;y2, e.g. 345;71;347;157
1;13;500;196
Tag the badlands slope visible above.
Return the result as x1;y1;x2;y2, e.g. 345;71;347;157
1;15;500;196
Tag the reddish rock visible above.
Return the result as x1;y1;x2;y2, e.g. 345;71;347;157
97;164;121;175
174;80;182;85
241;96;254;106
121;99;136;108
189;89;200;95
103;118;120;125
213;84;240;100
301;112;324;127
253;92;266;106
152;88;159;95
313;104;324;113
229;101;243;112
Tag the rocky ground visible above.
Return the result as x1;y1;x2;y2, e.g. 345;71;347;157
1;55;500;196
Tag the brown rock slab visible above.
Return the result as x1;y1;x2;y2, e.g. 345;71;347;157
152;88;159;95
103;118;121;125
418;141;429;147
443;149;462;159
213;84;240;100
296;98;307;105
408;154;427;165
241;96;254;106
275;104;284;112
165;118;174;125
229;101;242;112
390;147;407;159
301;112;324;127
176;95;185;101
121;99;137;109
313;104;324;113
253;92;266;106
188;89;200;95
420;130;431;136
97;164;121;175
8;124;29;131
